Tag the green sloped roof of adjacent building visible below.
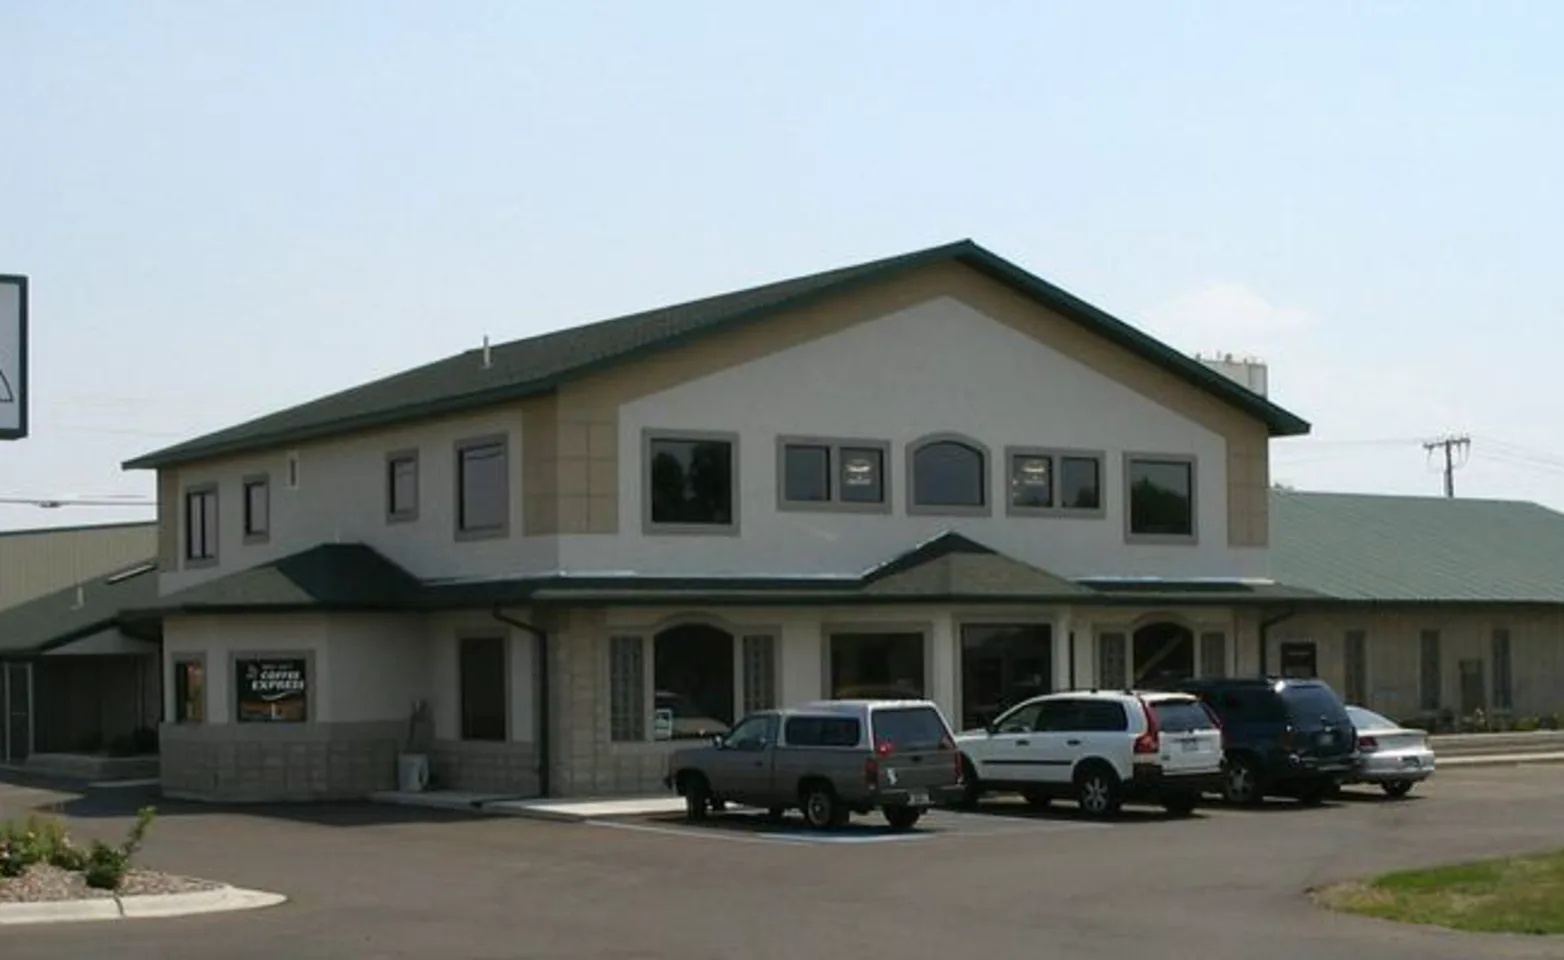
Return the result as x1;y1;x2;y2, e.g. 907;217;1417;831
1270;490;1564;603
0;558;160;656
123;240;1308;470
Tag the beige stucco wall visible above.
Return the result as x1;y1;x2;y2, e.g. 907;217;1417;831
1263;605;1564;721
0;523;156;611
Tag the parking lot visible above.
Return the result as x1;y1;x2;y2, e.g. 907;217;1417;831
4;765;1564;959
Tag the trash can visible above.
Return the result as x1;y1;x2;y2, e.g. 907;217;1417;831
397;753;430;793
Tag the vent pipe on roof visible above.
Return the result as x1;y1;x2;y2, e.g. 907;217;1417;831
482;335;492;370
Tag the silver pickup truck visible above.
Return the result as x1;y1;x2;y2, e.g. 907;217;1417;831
664;699;964;830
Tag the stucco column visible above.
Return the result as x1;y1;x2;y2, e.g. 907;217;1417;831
780;619;822;705
1055;609;1074;691
929;613;957;724
1072;619;1095;689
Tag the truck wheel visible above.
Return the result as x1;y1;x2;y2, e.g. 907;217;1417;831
680;773;712;821
801;783;841;830
884;806;922;831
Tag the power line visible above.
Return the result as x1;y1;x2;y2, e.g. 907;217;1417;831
0;495;156;509
1423;434;1471;498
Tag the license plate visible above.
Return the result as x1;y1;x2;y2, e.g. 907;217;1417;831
1317;732;1334;747
908;790;930;806
1181;739;1200;752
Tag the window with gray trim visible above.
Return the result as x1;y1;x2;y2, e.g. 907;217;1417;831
387;451;418;522
459;636;506;741
778;437;888;509
1007;449;1103;513
1097;632;1127;689
910;438;986;510
172;658;205;723
1344;630;1367;705
609;635;646;742
242;476;269;540
1127;457;1194;537
743;635;777;714
456;438;508;535
184;486;218;562
1491;628;1512;710
1199;631;1227;678
1419;629;1441;710
648;434;734;527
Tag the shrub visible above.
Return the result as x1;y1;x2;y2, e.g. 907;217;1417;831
1515;715;1541;732
82;806;156;891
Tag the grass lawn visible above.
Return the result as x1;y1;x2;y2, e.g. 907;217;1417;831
1315;849;1564;935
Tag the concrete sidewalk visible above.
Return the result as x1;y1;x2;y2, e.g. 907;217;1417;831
370;790;687;821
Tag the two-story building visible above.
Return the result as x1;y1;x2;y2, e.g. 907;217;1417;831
123;239;1322;802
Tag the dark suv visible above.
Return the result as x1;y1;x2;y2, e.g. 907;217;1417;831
1175;678;1358;805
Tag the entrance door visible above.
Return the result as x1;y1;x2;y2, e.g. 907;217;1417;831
960;624;1052;730
4;662;32;763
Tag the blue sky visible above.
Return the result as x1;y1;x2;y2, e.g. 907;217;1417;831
3;1;1562;531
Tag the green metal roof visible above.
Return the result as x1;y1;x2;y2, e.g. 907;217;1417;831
124;240;1309;470
1270;490;1564;603
0;559;159;657
134;544;428;614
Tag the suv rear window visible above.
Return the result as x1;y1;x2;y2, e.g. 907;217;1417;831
1279;683;1351;726
1151;699;1216;733
870;706;949;750
784;716;861;747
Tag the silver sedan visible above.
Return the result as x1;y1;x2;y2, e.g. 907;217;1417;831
1342;705;1436;798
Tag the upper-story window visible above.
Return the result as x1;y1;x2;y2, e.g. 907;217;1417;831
184;484;218;565
1005;447;1105;517
386;449;419;523
644;429;737;533
1125;454;1196;542
455;435;509;540
777;437;889;512
242;474;270;542
907;434;989;515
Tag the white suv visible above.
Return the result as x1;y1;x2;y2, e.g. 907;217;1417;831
953;690;1225;818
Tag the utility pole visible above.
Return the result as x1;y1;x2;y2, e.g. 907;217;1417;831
1423;435;1471;498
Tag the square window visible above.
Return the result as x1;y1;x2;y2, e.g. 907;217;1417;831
1010;454;1052;508
782;444;830;502
648;435;734;527
839;446;884;504
1060;456;1101;510
1127;457;1194;537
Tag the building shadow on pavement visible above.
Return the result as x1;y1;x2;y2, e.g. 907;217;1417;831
1;770;489;828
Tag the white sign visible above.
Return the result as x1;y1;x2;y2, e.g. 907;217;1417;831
0;276;26;440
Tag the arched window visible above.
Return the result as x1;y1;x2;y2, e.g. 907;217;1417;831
909;437;988;512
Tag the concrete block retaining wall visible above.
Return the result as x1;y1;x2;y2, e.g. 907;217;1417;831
429;740;540;796
159;721;402;802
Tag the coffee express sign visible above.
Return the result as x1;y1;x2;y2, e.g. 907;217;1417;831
236;657;308;722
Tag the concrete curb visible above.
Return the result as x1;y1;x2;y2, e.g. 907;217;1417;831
1439;751;1564;767
0;885;287;926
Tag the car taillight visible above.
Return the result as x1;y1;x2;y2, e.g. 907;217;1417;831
1358;735;1378;752
1279;726;1293;750
1133;697;1160;755
864;755;879;787
942;733;962;782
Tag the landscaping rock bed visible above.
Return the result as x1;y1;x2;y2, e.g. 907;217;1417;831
0;864;221;903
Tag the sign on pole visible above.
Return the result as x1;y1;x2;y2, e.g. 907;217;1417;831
0;275;27;441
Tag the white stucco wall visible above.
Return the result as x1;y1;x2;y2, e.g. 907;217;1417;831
158;403;547;595
426;611;537;743
325;614;431;725
575;295;1253;580
163;614;331;725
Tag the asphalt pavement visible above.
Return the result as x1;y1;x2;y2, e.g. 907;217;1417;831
2;765;1563;959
